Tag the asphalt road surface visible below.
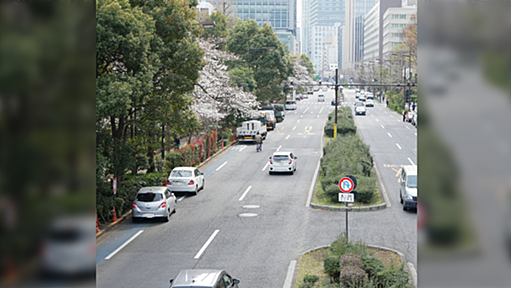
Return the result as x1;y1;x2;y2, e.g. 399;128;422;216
96;88;417;288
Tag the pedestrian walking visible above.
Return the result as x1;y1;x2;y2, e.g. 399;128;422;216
402;110;406;122
254;133;263;152
412;103;416;111
386;99;389;107
174;137;180;149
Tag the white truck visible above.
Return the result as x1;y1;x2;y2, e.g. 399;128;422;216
236;120;267;142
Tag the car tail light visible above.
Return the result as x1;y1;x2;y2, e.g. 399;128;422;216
159;202;166;209
188;180;194;185
132;202;138;209
166;179;171;185
289;157;292;164
270;158;273;164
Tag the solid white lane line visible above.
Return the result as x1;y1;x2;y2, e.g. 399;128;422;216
408;158;416;166
319;107;324;114
286;135;290;140
262;162;270;171
387;133;392;138
215;161;228;171
293;126;296;130
381;125;385;129
283;260;297;288
396;143;402;150
276;145;282;151
194;230;220;259
105;230;144;260
239;186;252;201
303;107;309;114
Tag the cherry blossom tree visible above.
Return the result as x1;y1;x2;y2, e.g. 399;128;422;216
281;61;315;89
192;38;260;128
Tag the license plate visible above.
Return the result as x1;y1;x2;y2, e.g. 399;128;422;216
244;136;252;139
144;214;154;218
174;182;184;185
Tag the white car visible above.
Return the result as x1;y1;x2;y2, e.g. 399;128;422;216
318;94;325;102
365;99;374;107
167;167;205;195
269;152;297;175
354;101;366;115
285;100;297;110
132;187;176;222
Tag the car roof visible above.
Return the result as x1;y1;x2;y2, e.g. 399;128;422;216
172;167;195;171
272;152;292;156
171;269;224;287
137;186;167;194
402;165;417;175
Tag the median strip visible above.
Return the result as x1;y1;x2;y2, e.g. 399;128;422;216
194;229;220;259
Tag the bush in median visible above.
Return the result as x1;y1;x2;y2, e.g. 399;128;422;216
324;107;356;137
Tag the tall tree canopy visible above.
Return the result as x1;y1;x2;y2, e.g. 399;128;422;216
298;54;316;76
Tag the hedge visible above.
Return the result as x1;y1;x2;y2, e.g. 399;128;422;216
324;107;356;137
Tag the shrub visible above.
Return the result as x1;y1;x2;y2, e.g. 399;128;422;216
354;177;376;203
374;267;411;288
303;274;319;284
114;198;125;218
361;255;384;282
340;266;366;288
330;235;370;259
324;255;341;282
340;254;363;269
324;108;356;137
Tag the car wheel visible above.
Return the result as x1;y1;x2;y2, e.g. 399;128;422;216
201;179;205;190
132;217;139;223
400;193;403;204
403;205;407;211
172;202;176;214
269;171;273;175
193;186;198;195
163;210;170;222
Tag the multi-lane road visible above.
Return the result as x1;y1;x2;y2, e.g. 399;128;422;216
96;88;417;288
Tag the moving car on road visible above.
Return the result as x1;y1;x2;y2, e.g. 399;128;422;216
166;167;205;195
354;101;366;115
170;269;240;288
318;94;325;102
365;99;374;107
285;100;297;110
400;165;417;211
269;152;297;175
132;187;177;222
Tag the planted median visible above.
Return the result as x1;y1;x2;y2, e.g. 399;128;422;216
313;107;382;208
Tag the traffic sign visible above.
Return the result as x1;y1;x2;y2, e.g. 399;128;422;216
346;175;357;190
339;177;354;193
339;193;354;202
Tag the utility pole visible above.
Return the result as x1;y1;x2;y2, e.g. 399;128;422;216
334;68;338;139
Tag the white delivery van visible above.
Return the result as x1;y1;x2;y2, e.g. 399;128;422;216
285;100;297;110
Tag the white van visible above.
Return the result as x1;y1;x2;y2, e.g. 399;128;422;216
318;94;325;102
285;100;297;110
400;165;417;211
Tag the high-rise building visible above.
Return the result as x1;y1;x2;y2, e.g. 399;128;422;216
363;0;402;64
231;0;297;52
307;0;345;75
382;5;416;58
342;0;376;72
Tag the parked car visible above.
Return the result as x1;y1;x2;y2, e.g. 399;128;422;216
318;94;325;102
41;216;95;278
400;165;417;211
167;167;205;195
269;152;297;175
170;269;240;288
132;187;177;222
365;99;374;107
406;111;416;123
411;113;417;127
354;101;366;115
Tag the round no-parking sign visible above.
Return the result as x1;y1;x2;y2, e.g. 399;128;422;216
339;177;354;193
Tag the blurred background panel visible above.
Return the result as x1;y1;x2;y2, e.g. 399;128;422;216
0;1;95;287
419;0;511;287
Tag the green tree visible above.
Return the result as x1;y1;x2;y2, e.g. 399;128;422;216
229;67;257;92
203;11;228;40
298;54;315;76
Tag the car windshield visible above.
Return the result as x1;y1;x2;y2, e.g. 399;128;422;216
49;228;83;243
137;193;163;202
273;155;289;161
170;170;192;177
273;106;284;111
407;176;417;188
355;102;364;106
286;101;295;104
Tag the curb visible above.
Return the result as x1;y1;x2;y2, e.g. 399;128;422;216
373;161;391;208
95;141;238;238
310;202;387;211
295;244;415;288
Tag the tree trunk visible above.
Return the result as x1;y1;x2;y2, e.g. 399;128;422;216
147;122;155;173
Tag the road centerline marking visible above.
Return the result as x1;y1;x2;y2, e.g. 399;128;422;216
303;107;309;114
239;186;252;201
215;161;228;171
381;125;385;129
396;143;402;149
286;135;290;139
387;132;392;138
262;162;270;171
375;119;379;122
297;120;300;123
319;107;324;114
292;126;296;130
276;145;282;151
105;230;144;260
194;230;220;259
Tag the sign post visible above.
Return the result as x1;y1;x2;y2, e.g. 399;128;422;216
339;176;356;240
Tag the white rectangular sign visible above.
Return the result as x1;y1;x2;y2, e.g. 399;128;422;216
338;193;354;203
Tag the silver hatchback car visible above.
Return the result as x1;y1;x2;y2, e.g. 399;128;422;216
132;187;176;222
170;269;240;288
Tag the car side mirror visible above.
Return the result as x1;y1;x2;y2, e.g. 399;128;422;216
233;279;240;285
170;279;173;285
200;172;204;175
269;156;272;159
294;157;297;159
